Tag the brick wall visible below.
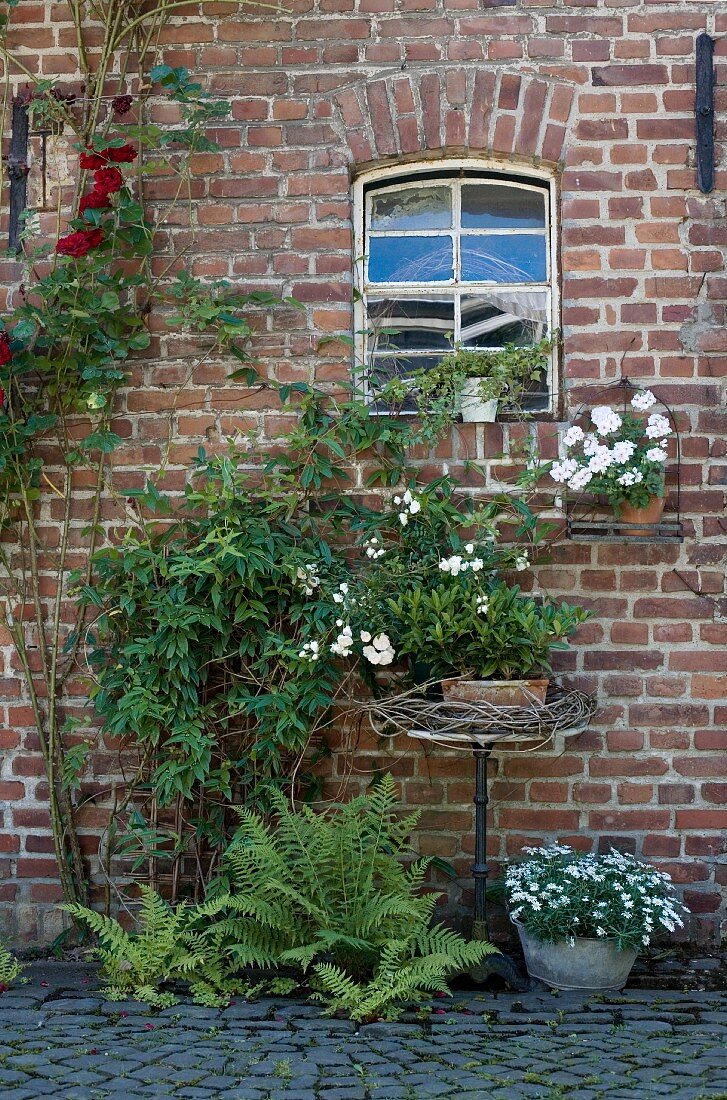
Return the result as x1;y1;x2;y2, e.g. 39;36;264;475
0;0;726;946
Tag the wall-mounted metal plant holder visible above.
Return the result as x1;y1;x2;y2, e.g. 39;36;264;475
563;377;683;544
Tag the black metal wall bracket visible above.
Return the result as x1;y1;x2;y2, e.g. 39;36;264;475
695;32;714;195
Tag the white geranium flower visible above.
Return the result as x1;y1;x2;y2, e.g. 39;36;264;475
563;425;585;448
588;445;614;473
550;458;578;484
403;489;412;505
645;413;671;439
393;496;401;505
372;632;392;651
645;446;667;463
398;513;408;526
611;440;636;464
631;389;656;411
591;406;622;435
582;433;599;456
568;467;593;491
465;543;474;554
360;630;372;643
408;499;421;515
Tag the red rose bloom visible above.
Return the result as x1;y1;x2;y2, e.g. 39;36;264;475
0;332;11;368
55;227;104;258
79;148;108;170
93;166;124;194
107;143;137;163
79;188;111;214
112;95;133;116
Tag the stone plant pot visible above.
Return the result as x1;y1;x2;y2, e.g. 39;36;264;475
459;382;498;424
514;920;637;991
616;495;665;536
440;678;549;707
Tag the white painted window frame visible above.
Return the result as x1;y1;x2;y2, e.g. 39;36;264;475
352;158;560;416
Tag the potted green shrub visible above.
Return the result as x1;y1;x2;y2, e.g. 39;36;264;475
375;336;554;427
505;845;686;991
444;337;553;424
549;388;673;533
327;483;589;706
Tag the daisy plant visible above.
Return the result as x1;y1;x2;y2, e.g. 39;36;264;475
505;845;686;953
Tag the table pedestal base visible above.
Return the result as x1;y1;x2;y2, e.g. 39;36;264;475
469;919;528;990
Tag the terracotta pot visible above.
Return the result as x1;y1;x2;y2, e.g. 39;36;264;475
617;495;665;536
440;677;549;707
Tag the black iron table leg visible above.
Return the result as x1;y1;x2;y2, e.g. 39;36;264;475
469;744;528;990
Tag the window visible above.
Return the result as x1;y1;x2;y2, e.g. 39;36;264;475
353;163;558;414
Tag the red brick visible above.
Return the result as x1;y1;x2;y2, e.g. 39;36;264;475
618;784;653;805
589;810;670;831
592;64;669;87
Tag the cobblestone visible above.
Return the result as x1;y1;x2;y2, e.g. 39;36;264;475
0;963;724;1098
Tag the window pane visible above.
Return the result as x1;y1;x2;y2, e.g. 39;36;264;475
370;186;452;230
368;235;454;283
462;184;546;229
367;354;445;412
368;297;454;352
461;291;548;347
461;234;547;283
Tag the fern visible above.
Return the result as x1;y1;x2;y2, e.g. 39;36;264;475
68;776;498;1020
0;941;23;989
201;774;498;1018
66;885;241;1007
312;932;495;1022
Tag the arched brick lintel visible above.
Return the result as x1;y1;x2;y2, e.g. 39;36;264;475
333;69;576;174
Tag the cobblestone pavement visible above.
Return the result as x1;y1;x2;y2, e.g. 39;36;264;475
0;963;725;1099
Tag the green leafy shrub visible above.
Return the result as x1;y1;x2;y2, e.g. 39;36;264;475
0;941;23;990
70;777;494;1019
375;336;554;438
317;479;589;682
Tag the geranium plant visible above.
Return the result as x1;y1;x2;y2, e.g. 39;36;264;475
505;845;686;953
549;389;672;512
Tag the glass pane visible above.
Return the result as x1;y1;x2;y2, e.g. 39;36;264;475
370;186;452;231
368;235;454;283
367;354;445;412
367;297;454;352
461;291;548;348
461;184;546;229
461;234;547;283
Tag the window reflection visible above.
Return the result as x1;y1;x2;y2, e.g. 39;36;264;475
370;187;452;231
461;184;546;229
368;297;454;352
461;234;547;283
461;291;547;347
368;236;454;283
